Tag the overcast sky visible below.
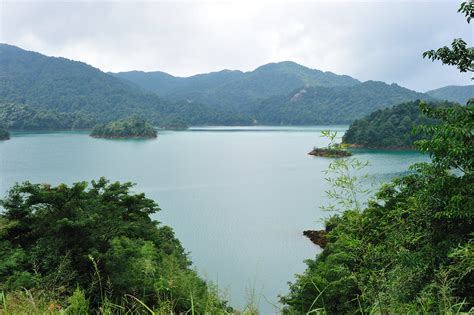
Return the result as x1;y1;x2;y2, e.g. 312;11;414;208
1;0;472;91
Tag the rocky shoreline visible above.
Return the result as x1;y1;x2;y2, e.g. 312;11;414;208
303;230;327;248
344;143;415;150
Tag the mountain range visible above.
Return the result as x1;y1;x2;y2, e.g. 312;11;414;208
0;43;471;129
112;61;360;110
426;85;474;105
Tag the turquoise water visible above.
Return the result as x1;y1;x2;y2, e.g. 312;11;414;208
0;126;428;313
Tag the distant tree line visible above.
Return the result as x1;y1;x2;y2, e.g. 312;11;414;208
0;103;97;130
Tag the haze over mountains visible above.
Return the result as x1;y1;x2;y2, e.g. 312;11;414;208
0;43;471;129
112;62;360;109
426;85;474;105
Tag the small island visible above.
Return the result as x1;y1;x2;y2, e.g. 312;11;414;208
0;127;10;140
90;116;157;139
308;147;352;157
309;130;352;157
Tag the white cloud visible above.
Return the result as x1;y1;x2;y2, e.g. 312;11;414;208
1;0;472;91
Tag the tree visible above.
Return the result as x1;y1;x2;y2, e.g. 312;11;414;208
0;178;227;313
423;1;474;77
282;2;474;313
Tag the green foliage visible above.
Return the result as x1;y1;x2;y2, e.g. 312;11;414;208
1;44;448;128
115;63;436;126
114;61;360;111
283;6;473;311
423;2;474;76
90;116;157;138
0;178;229;313
160;114;189;130
342;100;453;148
0;44;253;129
254;82;434;125
459;0;474;23
415;100;473;175
423;38;474;76
67;287;89;314
309;130;352;158
0;102;97;130
282;129;473;313
320;130;339;149
321;158;369;214
0;127;9;140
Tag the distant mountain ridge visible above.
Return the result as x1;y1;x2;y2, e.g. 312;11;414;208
112;61;360;109
253;81;435;125
112;62;440;123
1;44;464;129
426;85;474;105
0;44;252;127
0;43;168;117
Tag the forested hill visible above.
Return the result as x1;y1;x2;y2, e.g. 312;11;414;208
0;44;164;118
1;44;439;128
342;100;457;148
252;81;435;125
113;61;360;109
113;62;436;124
426;85;474;105
0;44;252;128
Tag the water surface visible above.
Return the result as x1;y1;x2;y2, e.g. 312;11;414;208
0;126;428;313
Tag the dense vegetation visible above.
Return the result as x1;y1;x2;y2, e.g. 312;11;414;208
0;127;9;140
0;178;231;313
0;44;252;127
90;116;157;138
253;82;434;125
159;115;189;130
282;4;474;313
427;84;474;105
113;61;360;110
115;63;439;125
282;101;474;314
342;100;454;148
2;44;470;129
2;44;463;129
0;102;97;130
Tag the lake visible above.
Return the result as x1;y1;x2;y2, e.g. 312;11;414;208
0;126;429;313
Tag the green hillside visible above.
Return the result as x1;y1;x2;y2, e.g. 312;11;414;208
0;44;251;128
1;44;439;128
426;85;474;105
0;102;97;130
90;116;157;138
342;100;454;148
113;61;360;110
114;63;436;125
253;81;435;125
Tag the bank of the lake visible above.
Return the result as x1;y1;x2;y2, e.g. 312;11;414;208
0;126;429;313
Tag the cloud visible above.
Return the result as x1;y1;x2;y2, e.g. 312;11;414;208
1;0;472;91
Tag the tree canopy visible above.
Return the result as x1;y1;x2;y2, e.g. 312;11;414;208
90;116;157;138
0;126;9;140
282;3;474;313
341;100;456;148
0;178;230;313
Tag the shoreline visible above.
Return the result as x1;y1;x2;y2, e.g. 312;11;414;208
344;143;415;151
90;135;157;139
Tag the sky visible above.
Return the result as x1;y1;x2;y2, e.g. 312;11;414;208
1;0;472;92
